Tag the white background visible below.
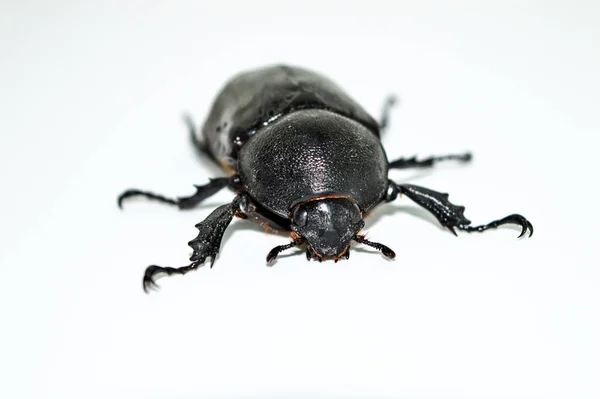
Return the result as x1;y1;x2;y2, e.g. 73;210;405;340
1;1;599;398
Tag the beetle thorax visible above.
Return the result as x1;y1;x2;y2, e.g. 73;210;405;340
238;109;389;218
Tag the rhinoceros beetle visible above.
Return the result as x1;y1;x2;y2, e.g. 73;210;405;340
118;65;533;292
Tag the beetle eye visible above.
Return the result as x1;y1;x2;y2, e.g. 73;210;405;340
293;207;308;227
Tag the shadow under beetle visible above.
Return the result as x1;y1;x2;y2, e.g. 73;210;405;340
118;65;533;292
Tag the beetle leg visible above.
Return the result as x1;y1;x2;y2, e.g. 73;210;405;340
379;95;397;134
118;176;235;209
142;194;246;292
388;181;534;238
142;263;200;293
184;114;220;166
388;152;472;169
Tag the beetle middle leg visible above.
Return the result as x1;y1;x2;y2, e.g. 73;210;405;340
143;194;248;292
388;152;472;169
118;175;241;209
185;114;222;166
386;181;533;238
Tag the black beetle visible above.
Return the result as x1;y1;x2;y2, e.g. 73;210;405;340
118;65;533;292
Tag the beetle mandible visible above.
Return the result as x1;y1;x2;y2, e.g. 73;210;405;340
118;65;533;292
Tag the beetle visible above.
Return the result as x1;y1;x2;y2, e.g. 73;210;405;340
118;65;533;292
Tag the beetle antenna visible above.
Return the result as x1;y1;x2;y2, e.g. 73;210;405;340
266;238;305;263
353;235;396;259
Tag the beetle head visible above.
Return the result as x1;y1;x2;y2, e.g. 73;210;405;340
291;198;364;259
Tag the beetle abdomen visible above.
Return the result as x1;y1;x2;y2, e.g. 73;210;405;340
201;65;380;169
238;109;388;218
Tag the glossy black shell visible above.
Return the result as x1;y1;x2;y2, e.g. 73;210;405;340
239;109;388;217
200;65;389;218
202;65;381;164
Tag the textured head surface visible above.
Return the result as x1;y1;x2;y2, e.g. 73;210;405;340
291;198;364;258
238;109;389;218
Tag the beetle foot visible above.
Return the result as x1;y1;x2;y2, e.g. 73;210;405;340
458;214;534;238
143;263;200;293
118;189;178;209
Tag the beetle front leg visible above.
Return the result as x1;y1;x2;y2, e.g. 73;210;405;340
386;181;533;238
118;175;241;209
388;152;472;169
142;194;248;292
